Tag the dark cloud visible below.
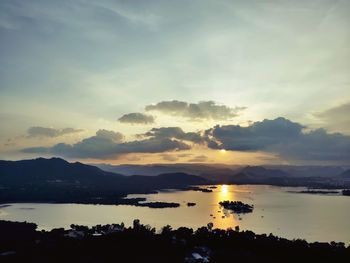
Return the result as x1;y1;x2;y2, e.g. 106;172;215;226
27;126;83;138
21;118;350;163
141;127;203;143
22;129;190;159
145;100;245;121
314;102;350;134
118;112;155;124
206;117;350;162
205;117;304;151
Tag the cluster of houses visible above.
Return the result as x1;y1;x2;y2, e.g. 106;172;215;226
185;246;211;263
64;223;125;239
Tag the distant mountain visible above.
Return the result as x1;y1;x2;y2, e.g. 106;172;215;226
96;163;190;176
337;169;350;178
96;163;350;183
95;163;242;182
129;172;208;188
240;166;290;177
266;165;347;178
0;158;208;204
228;166;290;184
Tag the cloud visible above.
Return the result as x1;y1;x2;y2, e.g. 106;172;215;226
159;153;179;162
118;112;155;124
27;126;83;138
188;155;208;163
22;129;190;159
95;129;124;142
205;117;350;162
314;102;350;134
141;127;203;143
177;153;192;158
205;117;304;151
21;118;350;163
145;100;246;121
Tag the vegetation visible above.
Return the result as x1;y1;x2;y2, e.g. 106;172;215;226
0;158;207;205
219;200;254;213
137;202;180;208
342;189;350;196
0;220;349;263
185;186;213;192
291;190;339;195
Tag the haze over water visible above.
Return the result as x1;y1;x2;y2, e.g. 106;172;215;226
1;185;349;244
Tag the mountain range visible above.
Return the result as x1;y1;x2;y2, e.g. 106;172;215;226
1;157;349;205
0;158;207;204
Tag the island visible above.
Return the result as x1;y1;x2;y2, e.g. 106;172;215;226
186;186;213;193
290;190;340;195
137;202;180;208
342;189;350;196
219;200;254;213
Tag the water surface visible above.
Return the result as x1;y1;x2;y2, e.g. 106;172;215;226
1;185;349;243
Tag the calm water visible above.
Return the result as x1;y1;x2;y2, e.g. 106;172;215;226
1;185;350;243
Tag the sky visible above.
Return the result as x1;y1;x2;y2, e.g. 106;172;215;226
0;0;349;165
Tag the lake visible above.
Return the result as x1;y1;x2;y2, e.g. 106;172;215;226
1;185;349;243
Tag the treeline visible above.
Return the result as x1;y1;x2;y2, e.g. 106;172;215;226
1;220;349;262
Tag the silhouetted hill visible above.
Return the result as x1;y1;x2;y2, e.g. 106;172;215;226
97;163;350;179
228;166;290;184
95;163;242;177
96;164;186;176
130;172;208;187
267;165;347;178
0;158;208;204
338;169;350;178
0;157;123;184
241;165;290;177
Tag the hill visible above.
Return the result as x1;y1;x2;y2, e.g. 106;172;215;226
228;166;290;184
1;220;349;263
0;158;208;204
0;157;123;184
95;163;241;178
338;169;350;178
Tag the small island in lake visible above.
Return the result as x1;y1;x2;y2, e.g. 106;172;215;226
293;190;340;195
342;189;350;196
219;200;254;213
186;186;213;193
117;198;180;208
137;202;180;208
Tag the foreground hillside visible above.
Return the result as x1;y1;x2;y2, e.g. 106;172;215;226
0;220;349;263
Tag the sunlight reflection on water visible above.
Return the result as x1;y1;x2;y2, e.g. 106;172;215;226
1;185;350;243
